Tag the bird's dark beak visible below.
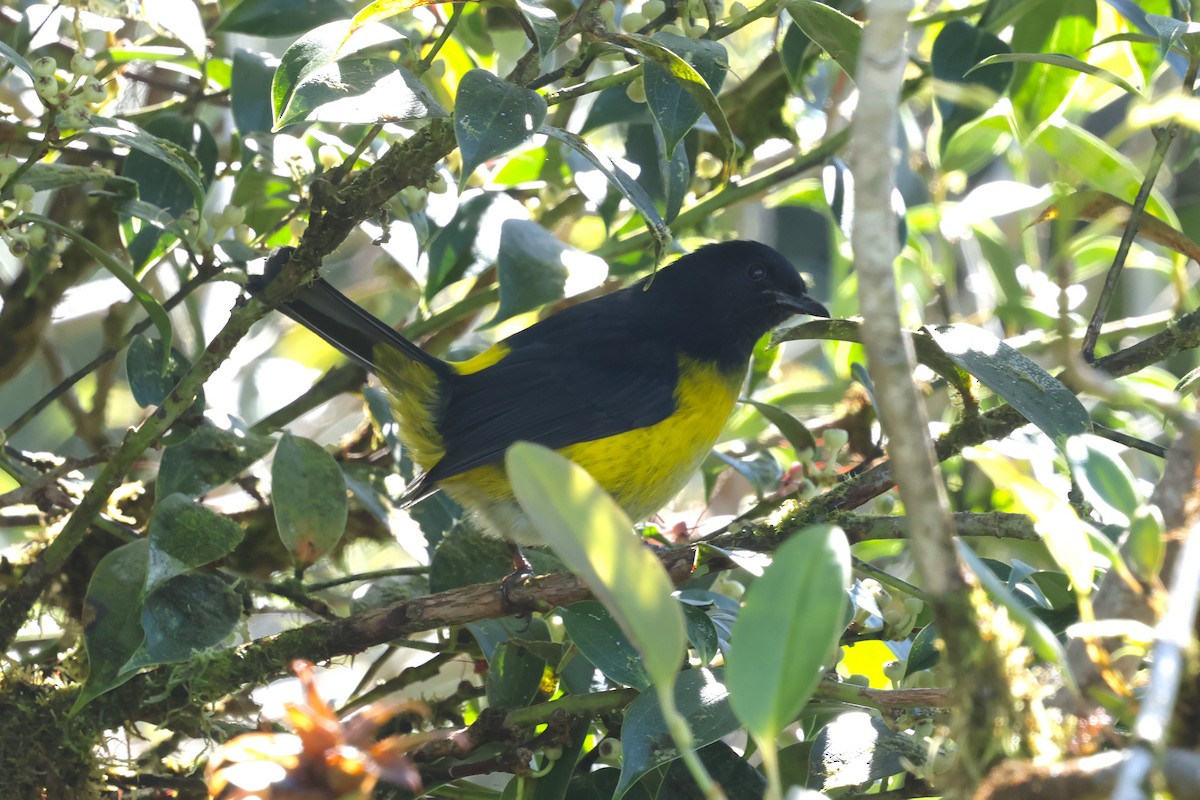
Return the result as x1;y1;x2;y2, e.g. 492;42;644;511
772;291;830;319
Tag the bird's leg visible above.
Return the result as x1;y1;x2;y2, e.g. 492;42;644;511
499;543;535;616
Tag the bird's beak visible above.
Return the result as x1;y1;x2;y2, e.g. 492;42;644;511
772;291;830;319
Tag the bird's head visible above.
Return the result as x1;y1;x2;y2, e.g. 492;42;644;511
640;240;829;367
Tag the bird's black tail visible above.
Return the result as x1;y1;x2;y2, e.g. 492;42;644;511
250;247;446;376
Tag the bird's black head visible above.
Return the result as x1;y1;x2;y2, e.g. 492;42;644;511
637;240;829;369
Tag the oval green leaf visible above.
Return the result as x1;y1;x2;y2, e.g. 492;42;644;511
272;432;349;566
146;494;245;593
560;600;651;690
454;69;548;189
785;0;862;79
506;442;685;692
73;540;150;712
616;668;739;797
727;524;851;743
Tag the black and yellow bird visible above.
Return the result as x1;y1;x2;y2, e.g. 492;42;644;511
254;240;828;544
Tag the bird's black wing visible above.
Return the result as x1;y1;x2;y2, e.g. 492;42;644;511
419;323;679;489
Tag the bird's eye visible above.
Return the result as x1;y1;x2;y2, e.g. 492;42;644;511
747;264;766;281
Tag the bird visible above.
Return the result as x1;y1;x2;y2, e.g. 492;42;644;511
252;240;829;545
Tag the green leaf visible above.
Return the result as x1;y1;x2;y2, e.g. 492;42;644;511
276;57;443;129
808;711;927;791
662;742;766;800
506;442;686;692
560;601;651;689
272;433;349;566
231;48;278;136
454;70;547;189
218;0;352;36
637;32;727;157
120;113;217;270
741;398;818;453
612;33;736;181
1008;0;1102;121
486;641;548;709
126;335;204;408
541;125;671;261
727;524;851;743
142;0;207;58
931;20;1014;150
0;40;35;80
489;220;608;326
127;574;241;669
956;540;1072;682
146;494;245;593
682;603;719;667
926;323;1091;448
19;214;175;354
425;192;494;299
73;540;150;711
1065;436;1141;526
157;418;274;500
90;116;207;207
18;163;118;192
972;53;1139;99
785;0;862;79
272;20;407;129
508;0;559;67
616;668;740;796
905;624;940;676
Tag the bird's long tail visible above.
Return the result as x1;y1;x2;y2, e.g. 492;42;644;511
249;247;445;376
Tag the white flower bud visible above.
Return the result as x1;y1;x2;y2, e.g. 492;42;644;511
82;79;107;105
0;156;18;179
695;151;722;179
34;75;58;102
12;183;35;204
222;204;246;228
642;0;666;18
621;11;646;32
317;144;341;170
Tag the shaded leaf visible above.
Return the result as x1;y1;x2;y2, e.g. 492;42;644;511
90;116;206;207
489;219;607;325
617;668;739;796
931;20;1014;150
786;0;862;78
146;494;245;593
638;32;727;157
218;0;352;36
1065;436;1141;526
157;418;274;500
541;125;671;261
612;32;735;181
73;540;150;711
487;641;548;709
128;574;241;668
272;433;349;566
661;741;765;800
126;335;204;409
231;49;278;136
560;600;651;689
926;323;1091;448
455;70;547;188
809;712;926;791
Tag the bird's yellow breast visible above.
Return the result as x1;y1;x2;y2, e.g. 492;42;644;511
438;355;743;527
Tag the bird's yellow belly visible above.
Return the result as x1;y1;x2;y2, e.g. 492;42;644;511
437;356;743;542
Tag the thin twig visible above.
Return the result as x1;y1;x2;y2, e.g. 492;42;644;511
1081;55;1199;361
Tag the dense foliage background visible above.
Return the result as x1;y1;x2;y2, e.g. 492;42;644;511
2;0;1200;797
